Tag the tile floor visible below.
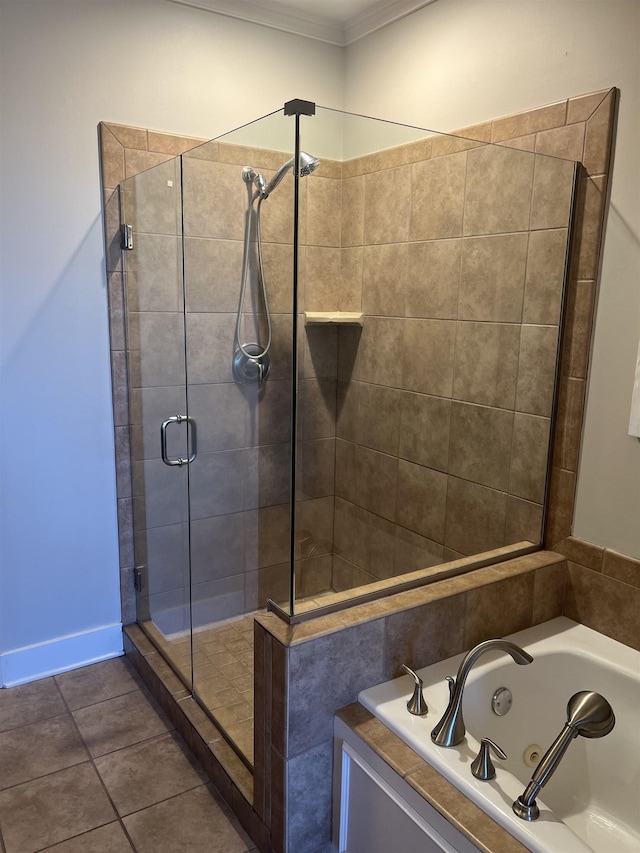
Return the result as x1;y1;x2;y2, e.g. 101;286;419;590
0;657;257;853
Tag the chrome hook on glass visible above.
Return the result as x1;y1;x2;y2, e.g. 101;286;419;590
160;415;197;467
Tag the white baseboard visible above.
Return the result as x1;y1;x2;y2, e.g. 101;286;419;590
0;623;124;687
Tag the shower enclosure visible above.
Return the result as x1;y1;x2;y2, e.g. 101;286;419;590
118;100;577;765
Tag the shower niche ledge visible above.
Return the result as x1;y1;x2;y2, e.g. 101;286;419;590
304;311;364;326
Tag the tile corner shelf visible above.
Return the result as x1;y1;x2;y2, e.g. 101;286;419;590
304;312;364;327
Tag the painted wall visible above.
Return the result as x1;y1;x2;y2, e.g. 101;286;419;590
344;0;640;558
0;0;343;685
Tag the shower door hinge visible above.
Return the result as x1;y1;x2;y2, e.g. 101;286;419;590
122;224;134;250
133;566;145;592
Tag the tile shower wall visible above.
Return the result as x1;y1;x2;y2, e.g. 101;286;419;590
325;139;574;588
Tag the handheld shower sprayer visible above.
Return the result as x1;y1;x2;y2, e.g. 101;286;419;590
513;691;615;821
234;151;320;386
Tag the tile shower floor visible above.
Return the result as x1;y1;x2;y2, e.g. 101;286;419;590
0;657;257;853
143;613;257;766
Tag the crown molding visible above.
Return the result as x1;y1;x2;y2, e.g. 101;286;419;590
344;0;437;45
166;0;437;47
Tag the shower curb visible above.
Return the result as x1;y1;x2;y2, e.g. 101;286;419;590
123;624;271;853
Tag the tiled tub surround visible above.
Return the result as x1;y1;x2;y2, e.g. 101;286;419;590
252;548;640;853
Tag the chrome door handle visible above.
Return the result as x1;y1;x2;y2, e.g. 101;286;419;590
160;415;197;467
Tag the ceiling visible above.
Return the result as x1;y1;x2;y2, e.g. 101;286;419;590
167;0;438;46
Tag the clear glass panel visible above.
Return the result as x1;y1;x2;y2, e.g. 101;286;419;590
293;105;577;614
121;156;194;684
121;102;576;769
181;111;297;765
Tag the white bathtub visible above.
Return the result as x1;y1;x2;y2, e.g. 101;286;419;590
359;617;640;853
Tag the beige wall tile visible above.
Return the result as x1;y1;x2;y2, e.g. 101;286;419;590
396;460;447;543
406;239;460;319
410;153;466;240
297;496;335;556
402;319;456;397
107;123;148;150
553;377;585;472
304;246;341;312
357;382;402;456
555;536;604;572
583;91;616;175
449;402;514;491
334;500;396;579
545;467;576;547
516;325;559;416
306;176;342;247
256;379;291;446
334;440;357;504
571;174;607;280
532;561;566;623
126;234;182;313
453;322;520;409
451;122;493;143
301;377;336;440
364;166;411;244
122;159;181;237
509;413;551;503
459;233;527;322
340;246;363;312
300;438;336;500
182;159;245;240
505;496;543;545
444;477;507;556
531;154;576;230
183;238;243;313
335;380;358;442
430;135;482;158
356;446;398;522
497;134;536;152
100;124;125;189
303;325;338;379
523;229;568;325
566;89;611;124
393;526;443;575
464;145;534;236
602;549;640;588
357;317;404;387
563;563;640;651
398;391;451;472
535;123;585;161
184;313;235;384
124;148;174;179
363;243;407;317
341;176;365;247
491;101;567;142
463;573;535;648
148;131;206;156
385;594;466;675
104;189;123;274
561;279;596;380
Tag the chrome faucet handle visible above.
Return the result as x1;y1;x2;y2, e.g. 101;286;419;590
471;737;507;781
402;664;428;716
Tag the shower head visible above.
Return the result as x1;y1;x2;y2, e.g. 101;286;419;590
566;691;615;738
263;151;320;198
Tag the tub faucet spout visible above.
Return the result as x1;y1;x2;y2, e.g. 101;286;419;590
431;639;533;747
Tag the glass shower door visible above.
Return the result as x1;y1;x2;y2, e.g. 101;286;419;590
121;155;195;688
181;116;296;765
